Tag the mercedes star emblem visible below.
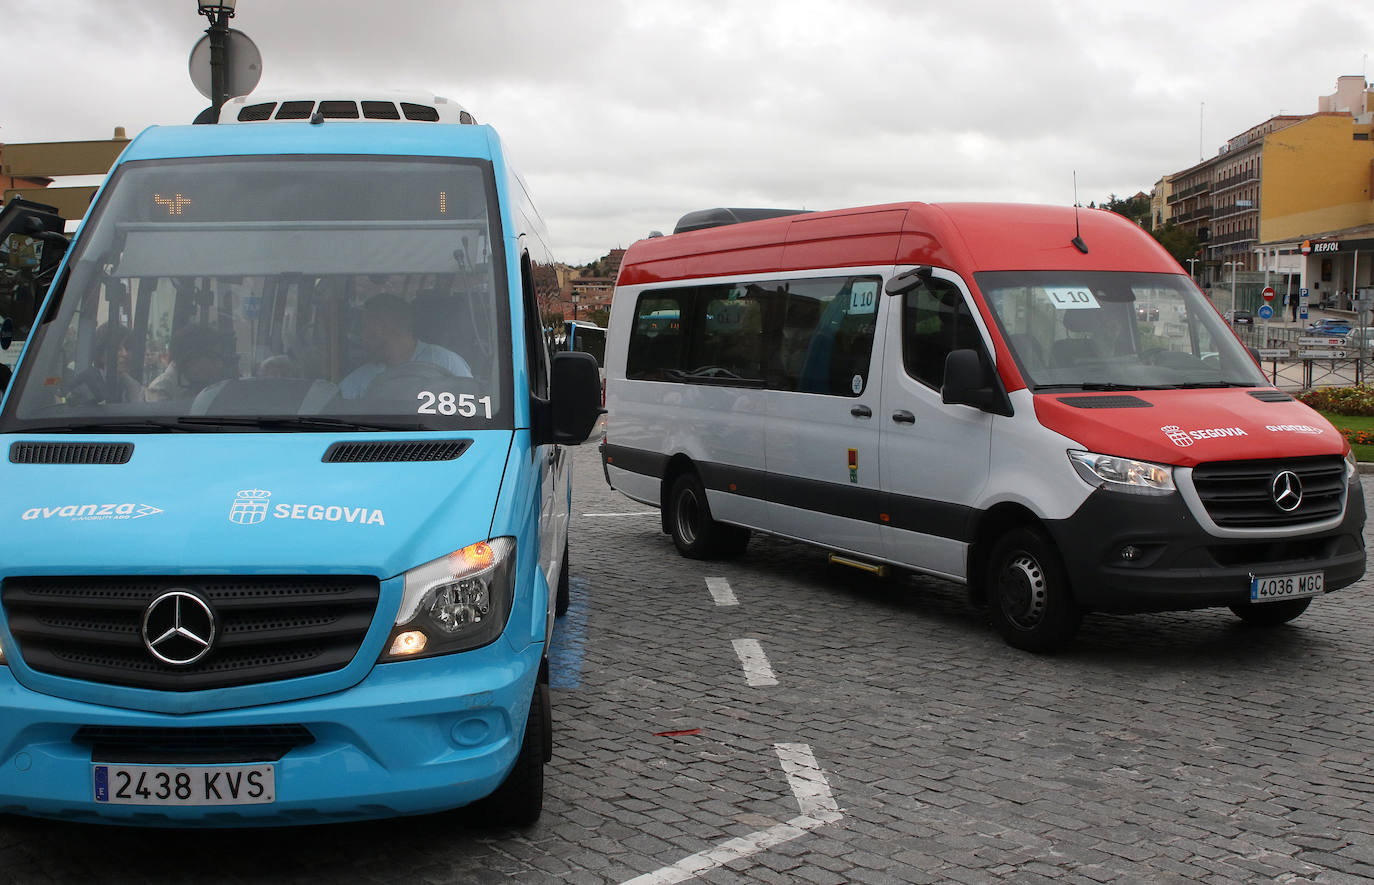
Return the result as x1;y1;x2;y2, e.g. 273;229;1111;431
1271;470;1303;513
141;590;217;666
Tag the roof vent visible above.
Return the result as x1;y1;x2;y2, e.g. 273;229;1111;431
218;94;477;125
236;102;276;122
673;207;811;235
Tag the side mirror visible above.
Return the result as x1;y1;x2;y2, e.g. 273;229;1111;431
546;351;603;444
942;349;1012;416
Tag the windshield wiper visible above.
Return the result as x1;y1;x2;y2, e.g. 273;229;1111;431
33;419;204;434
173;416;429;432
1033;382;1154;392
1160;381;1259;389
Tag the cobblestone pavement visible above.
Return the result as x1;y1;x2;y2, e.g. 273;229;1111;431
3;440;1372;884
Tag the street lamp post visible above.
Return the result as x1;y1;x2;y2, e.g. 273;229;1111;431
1224;260;1241;321
1185;257;1199;282
197;0;237;117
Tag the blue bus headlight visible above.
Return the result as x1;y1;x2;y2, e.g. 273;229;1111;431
381;537;516;661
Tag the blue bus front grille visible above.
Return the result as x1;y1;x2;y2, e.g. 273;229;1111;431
2;576;379;691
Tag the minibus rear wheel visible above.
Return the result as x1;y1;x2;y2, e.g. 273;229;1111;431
668;472;749;558
985;527;1082;652
1228;597;1312;626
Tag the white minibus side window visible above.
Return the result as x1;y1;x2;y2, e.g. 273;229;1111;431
901;277;984;389
625;276;879;396
626;295;686;380
786;277;879;396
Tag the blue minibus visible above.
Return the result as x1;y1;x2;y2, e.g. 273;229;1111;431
0;94;600;825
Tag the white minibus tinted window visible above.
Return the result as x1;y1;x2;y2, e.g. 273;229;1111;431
625;275;879;396
900;277;984;390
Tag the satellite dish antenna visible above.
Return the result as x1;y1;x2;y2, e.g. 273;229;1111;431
188;28;262;100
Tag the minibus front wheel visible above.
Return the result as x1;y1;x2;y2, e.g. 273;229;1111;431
985;527;1082;653
667;472;749;559
1229;597;1312;626
555;540;571;617
467;680;549;827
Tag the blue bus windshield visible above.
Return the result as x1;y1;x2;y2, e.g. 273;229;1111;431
5;157;513;431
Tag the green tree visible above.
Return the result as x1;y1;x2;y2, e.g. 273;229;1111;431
1150;224;1201;267
1102;193;1151;228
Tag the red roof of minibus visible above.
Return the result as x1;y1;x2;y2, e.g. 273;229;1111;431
616;201;1183;286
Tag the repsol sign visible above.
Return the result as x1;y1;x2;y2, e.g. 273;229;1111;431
1301;239;1340;254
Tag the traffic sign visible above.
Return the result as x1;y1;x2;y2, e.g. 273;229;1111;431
1257;304;1274;320
1257;348;1290;359
189;29;262;101
1262;286;1276;302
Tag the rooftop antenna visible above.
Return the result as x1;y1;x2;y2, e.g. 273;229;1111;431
1199;101;1205;161
1071;171;1088;254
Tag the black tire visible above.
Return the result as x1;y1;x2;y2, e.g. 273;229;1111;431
984;526;1082;653
666;472;749;559
1228;597;1312;626
468;681;548;827
555;542;571;617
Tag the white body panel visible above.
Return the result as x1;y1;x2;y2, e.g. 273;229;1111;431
605;265;1140;580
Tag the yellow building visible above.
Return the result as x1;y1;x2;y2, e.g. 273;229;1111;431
1259;98;1374;310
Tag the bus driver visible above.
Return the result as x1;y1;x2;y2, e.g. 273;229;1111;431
339;293;472;398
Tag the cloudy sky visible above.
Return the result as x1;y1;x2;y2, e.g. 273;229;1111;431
5;0;1372;263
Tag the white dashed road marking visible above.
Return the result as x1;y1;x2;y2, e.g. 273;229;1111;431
705;577;738;606
619;743;842;885
583;511;658;517
731;638;778;687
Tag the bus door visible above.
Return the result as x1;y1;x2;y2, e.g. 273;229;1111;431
878;270;994;578
763;275;886;556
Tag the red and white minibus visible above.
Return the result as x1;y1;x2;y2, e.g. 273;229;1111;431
600;202;1366;651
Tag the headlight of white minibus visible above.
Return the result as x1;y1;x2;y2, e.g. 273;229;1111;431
1069;450;1175;495
381;537;516;661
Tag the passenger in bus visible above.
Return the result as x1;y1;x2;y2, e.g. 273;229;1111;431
339;293;472;398
146;323;237;403
69;322;144;404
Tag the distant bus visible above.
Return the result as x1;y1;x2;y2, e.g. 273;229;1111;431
565;319;606;365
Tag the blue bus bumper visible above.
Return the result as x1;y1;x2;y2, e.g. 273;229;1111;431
0;640;542;826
